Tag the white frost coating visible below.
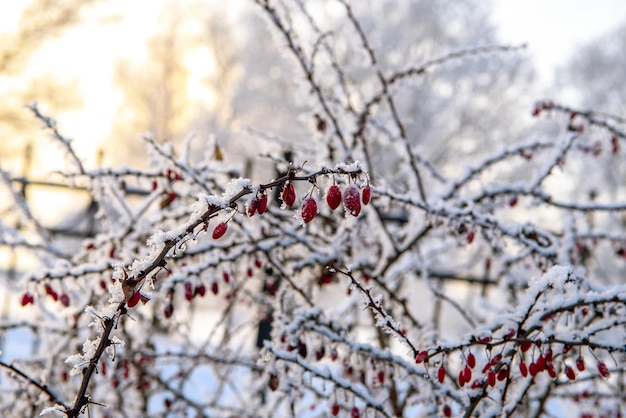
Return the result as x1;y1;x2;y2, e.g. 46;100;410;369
527;265;572;293
199;193;229;209
107;279;125;306
223;178;252;199
334;160;362;172
65;337;99;376
39;405;66;416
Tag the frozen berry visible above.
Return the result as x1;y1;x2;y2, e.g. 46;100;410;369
361;185;371;205
281;183;296;206
326;185;342;210
415;350;428;364
212;222;228;239
343;185;361;216
467;353;476;369
597;362;610;378
301;198;317;223
247;198;258;217
438;365;446;383
257;194;268;214
20;293;34;306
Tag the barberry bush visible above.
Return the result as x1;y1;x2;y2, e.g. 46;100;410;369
1;1;626;417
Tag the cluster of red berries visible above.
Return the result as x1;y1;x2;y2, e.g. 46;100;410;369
209;181;371;240
20;284;70;308
416;340;612;396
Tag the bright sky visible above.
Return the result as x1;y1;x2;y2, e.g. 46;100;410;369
2;0;625;161
491;0;626;87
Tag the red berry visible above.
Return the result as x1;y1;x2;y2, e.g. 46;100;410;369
301;198;317;223
350;407;360;418
487;370;496;386
163;303;174;318
490;354;502;366
211;281;219;295
60;293;70;307
247;198;258;217
343;185;361;216
257;194;268;214
330;348;338;361
467;353;476;369
443;404;452;417
281;183;296;206
331;403;340;416
326;185;342;210
415;350;428;364
20;293;34;306
462;366;472;383
458;369;467;387
184;282;194;301
361;186;371;205
297;341;307;358
195;284;206;297
471;379;483;389
529;363;539;377
377;370;385;384
45;284;58;301
128;291;142;307
467;230;476;244
536;355;546;371
565;366;576;380
151;180;158;190
519;361;528;377
223;272;230;283
545;348;553;363
612;135;619;154
509;196;518;207
598;362;610;378
438;365;446;383
167;192;177;203
498;366;509;381
520;341;532;352
254;259;262;269
212;222;228;239
547;362;556;378
576;356;585;371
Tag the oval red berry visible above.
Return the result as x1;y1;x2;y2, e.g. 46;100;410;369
343;185;361;216
257;194;268;214
301;198;317;223
362;185;371;205
576;356;585;371
598;362;610;378
281;183;296;206
326;185;342;210
212;222;228;239
438;365;445;383
467;353;476;369
247;198;258;217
